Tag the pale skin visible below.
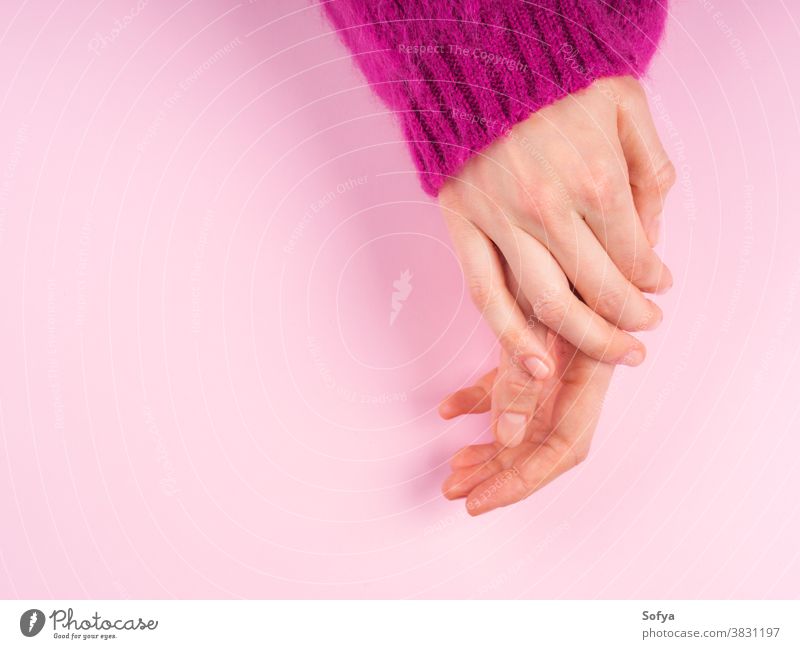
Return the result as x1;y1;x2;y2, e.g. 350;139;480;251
439;282;613;516
440;334;613;516
438;76;675;514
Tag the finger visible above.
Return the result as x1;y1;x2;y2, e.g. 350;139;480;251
578;158;673;294
442;456;508;500
617;84;677;247
465;350;614;516
499;231;646;366
549;215;663;331
443;213;554;379
547;339;614;462
491;348;545;448
450;442;501;469
438;369;496;419
463;443;575;515
439;386;490;419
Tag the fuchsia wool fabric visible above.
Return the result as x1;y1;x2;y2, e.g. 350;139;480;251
323;0;668;195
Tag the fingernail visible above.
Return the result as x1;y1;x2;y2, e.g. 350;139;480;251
497;412;527;447
620;347;645;366
523;356;551;379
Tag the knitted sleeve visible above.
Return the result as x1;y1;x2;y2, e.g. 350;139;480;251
322;0;668;196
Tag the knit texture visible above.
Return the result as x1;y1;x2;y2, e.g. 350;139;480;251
323;0;668;195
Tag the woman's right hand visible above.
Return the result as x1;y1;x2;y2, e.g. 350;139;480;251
439;75;675;378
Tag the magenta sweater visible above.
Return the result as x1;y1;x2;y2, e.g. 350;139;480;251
323;0;668;195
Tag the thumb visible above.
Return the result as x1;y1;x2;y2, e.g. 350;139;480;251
491;347;546;448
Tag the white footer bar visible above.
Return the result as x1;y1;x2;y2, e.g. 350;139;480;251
1;600;796;648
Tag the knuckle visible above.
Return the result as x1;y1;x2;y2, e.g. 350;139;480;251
502;466;525;492
630;256;664;292
572;445;590;466
467;278;494;311
583;328;623;362
656;159;677;191
520;180;564;216
638;159;676;195
591;284;629;323
612;247;639;279
515;470;536;494
545;435;589;469
583;161;620;206
503;371;538;398
497;330;525;357
484;458;506;476
531;291;567;326
617;245;658;286
632;271;658;294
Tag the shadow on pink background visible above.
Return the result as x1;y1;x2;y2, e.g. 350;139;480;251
0;0;798;598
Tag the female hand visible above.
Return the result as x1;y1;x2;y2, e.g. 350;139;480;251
439;325;613;516
439;75;675;379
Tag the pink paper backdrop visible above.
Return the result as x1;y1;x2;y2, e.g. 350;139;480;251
1;0;798;599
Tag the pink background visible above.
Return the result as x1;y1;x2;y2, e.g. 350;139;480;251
1;0;799;599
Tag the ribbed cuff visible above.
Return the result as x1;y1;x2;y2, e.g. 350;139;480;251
325;0;667;195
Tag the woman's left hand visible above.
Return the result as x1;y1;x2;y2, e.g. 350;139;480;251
439;326;614;516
